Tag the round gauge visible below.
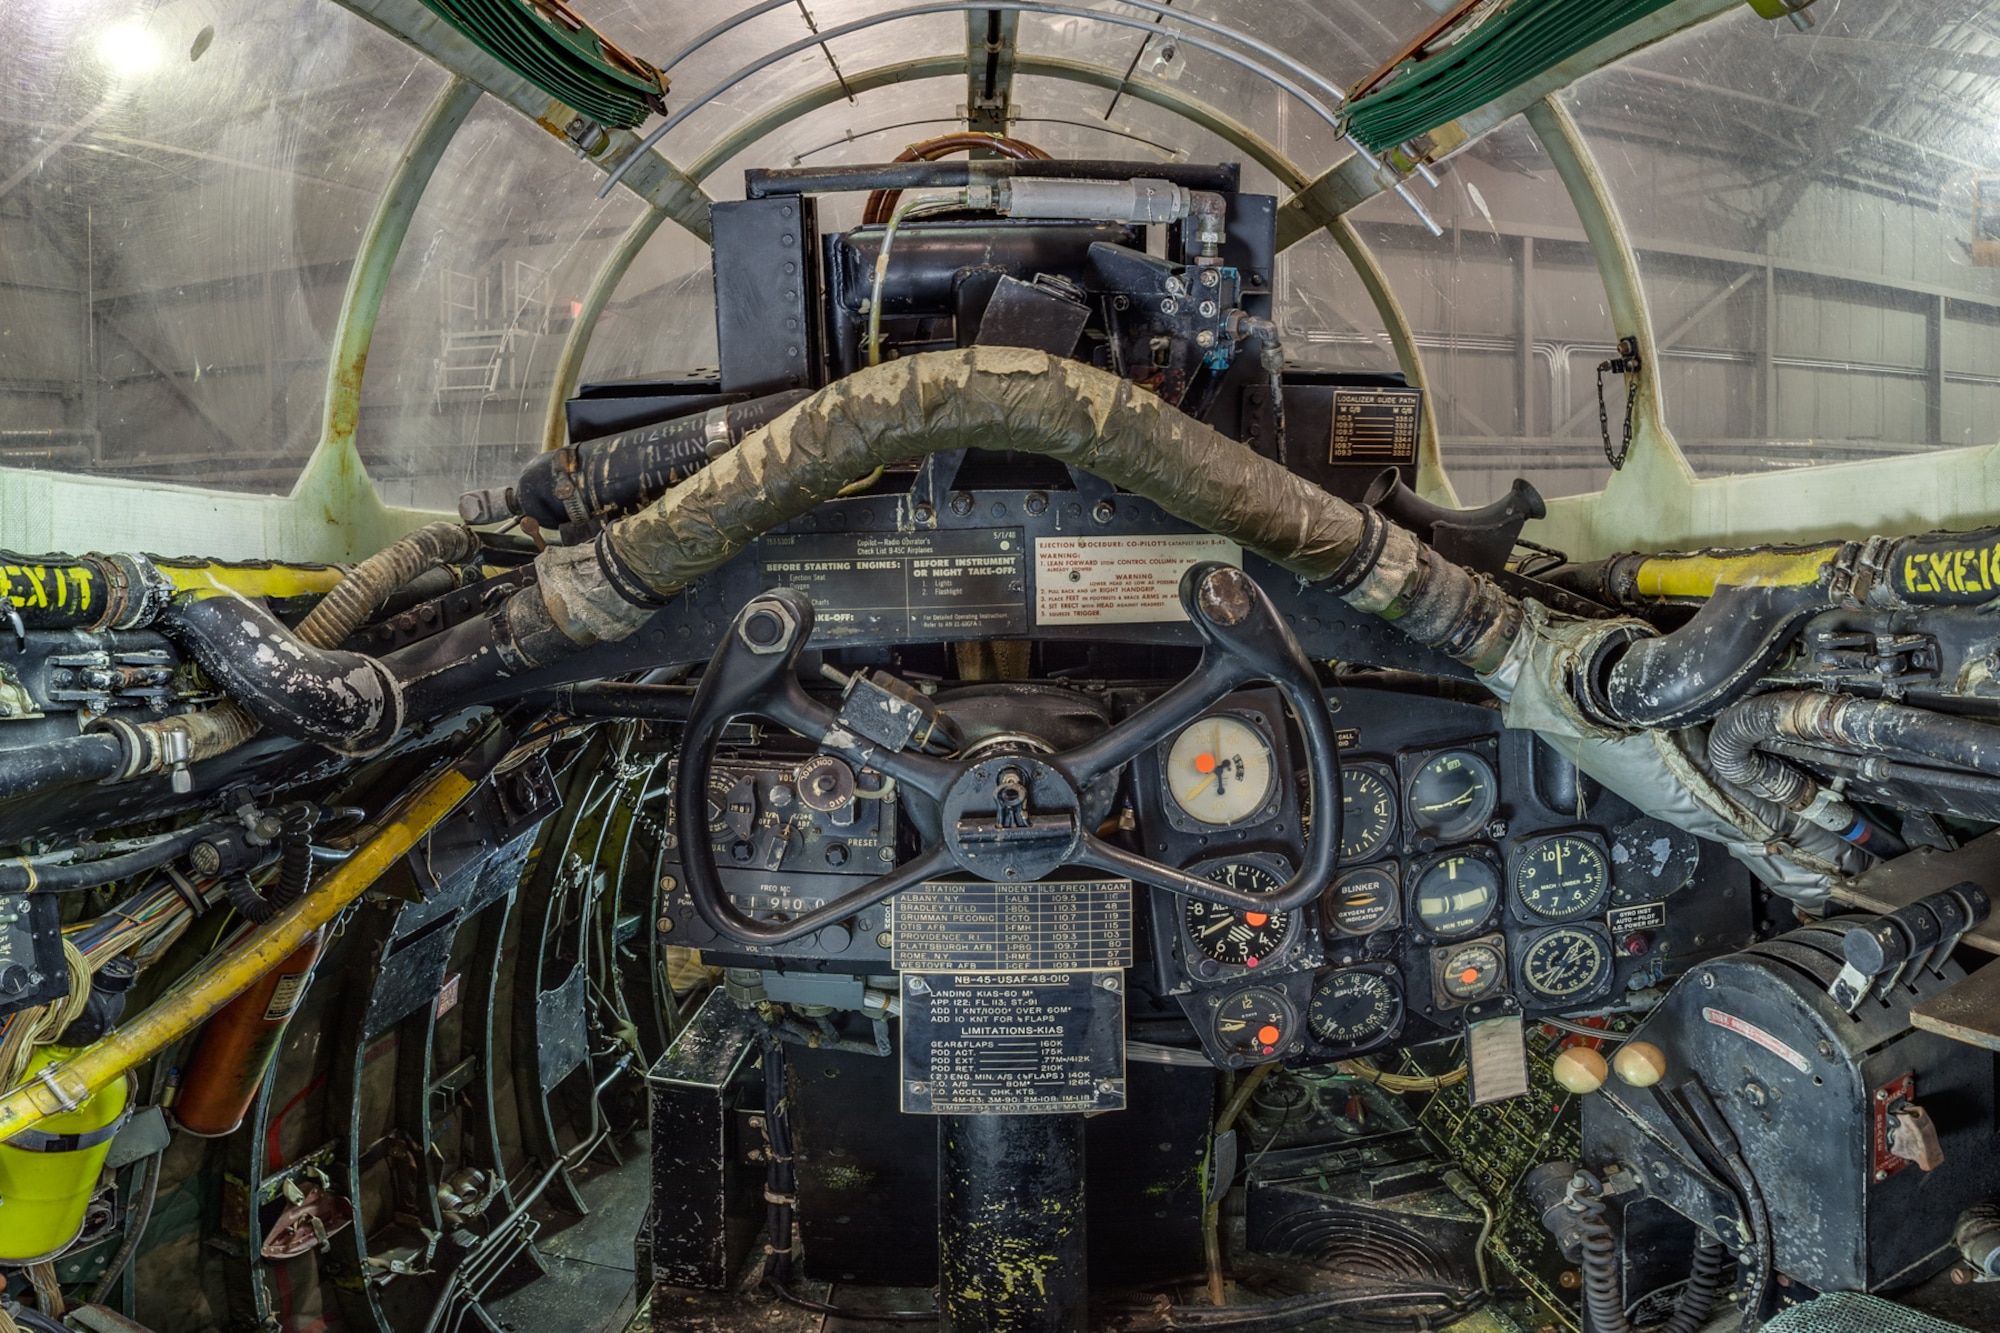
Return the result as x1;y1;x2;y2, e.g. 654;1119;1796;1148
1437;940;1506;1004
1211;986;1296;1063
1512;834;1610;921
1413;853;1501;937
1407;749;1498;842
1184;860;1296;969
1521;927;1613;1002
1326;866;1399;937
1165;714;1276;827
1340;766;1397;862
1610;817;1701;904
1308;969;1404;1050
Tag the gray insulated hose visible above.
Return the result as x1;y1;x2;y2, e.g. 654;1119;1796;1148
515;346;1524;677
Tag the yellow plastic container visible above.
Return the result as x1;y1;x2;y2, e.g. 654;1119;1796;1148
0;1048;129;1262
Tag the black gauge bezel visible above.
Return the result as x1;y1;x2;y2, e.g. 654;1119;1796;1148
1324;863;1401;938
1180;853;1301;976
1209;983;1299;1068
1157;707;1284;834
1431;933;1508;1010
1402;744;1500;844
1408;846;1504;940
1508;829;1612;923
1337;759;1399;864
1518;923;1615;1006
1306;963;1405;1055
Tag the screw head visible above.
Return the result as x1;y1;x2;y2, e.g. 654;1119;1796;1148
948;491;975;517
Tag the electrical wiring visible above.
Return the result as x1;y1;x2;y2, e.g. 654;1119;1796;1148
1336;1057;1467;1094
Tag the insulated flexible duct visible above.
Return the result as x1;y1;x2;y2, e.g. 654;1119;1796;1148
394;347;1527;721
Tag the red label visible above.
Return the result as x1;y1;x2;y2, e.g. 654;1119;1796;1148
1701;1007;1809;1073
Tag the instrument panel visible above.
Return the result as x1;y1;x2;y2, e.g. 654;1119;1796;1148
1138;686;1754;1068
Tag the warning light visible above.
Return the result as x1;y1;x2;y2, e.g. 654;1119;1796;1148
1256;1025;1281;1046
1195;753;1217;774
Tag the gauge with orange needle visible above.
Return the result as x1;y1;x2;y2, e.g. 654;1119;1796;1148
1183;858;1295;969
1211;986;1296;1065
1436;939;1506;1005
1165;713;1275;827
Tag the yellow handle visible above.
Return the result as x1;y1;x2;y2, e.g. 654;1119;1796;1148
0;763;481;1144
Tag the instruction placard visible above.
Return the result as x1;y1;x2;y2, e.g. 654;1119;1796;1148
892;879;1133;973
1033;534;1241;625
1329;387;1422;464
759;528;1027;640
901;971;1126;1114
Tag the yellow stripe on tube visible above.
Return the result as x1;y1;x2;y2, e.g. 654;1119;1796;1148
1632;545;1842;599
156;562;347;602
0;760;481;1146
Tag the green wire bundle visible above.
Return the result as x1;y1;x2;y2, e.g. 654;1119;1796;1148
1345;0;1677;153
419;0;668;129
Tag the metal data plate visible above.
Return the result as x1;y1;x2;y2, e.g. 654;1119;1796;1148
758;528;1029;642
891;879;1133;973
901;971;1126;1115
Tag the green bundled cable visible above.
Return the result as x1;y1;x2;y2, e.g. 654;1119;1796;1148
1345;0;1677;153
418;0;668;129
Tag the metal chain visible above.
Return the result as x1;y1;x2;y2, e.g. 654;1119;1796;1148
1595;335;1643;471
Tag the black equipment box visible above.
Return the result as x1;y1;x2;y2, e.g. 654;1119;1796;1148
647;992;765;1291
1584;920;2000;1294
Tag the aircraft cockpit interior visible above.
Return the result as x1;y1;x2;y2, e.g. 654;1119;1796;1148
9;2;2000;1332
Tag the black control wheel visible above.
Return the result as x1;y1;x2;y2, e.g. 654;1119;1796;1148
675;562;1343;946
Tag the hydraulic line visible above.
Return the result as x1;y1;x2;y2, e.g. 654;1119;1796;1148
0;746;488;1150
293;522;478;650
0;822;226;894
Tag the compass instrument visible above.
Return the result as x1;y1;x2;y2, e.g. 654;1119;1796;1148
1308;968;1404;1051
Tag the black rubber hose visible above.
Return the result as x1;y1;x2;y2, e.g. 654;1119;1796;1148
1661;1234;1728;1333
224;873;274;924
161;595;402;753
513;389;812;528
0;733;125;804
11;1304;67;1333
1818;694;2000;774
270;804;317;910
0;821;225;893
1576;1201;1629;1333
1597;582;1833;729
558;682;696;721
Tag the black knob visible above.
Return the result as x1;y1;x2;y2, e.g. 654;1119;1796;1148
730;841;756;865
1844;918;1911;976
825;843;849;868
742;606;787;648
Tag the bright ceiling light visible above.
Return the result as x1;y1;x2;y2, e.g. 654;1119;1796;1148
96;21;164;77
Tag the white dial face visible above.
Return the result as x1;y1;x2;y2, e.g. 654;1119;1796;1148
1165;714;1275;827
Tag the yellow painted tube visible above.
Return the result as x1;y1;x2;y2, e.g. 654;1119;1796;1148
156;562;347;602
0;761;480;1146
1632;545;1842;599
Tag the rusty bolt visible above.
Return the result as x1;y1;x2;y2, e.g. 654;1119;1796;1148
1558;1271;1580;1290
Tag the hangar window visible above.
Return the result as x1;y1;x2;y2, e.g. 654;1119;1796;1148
1564;0;2000;475
0;0;442;495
